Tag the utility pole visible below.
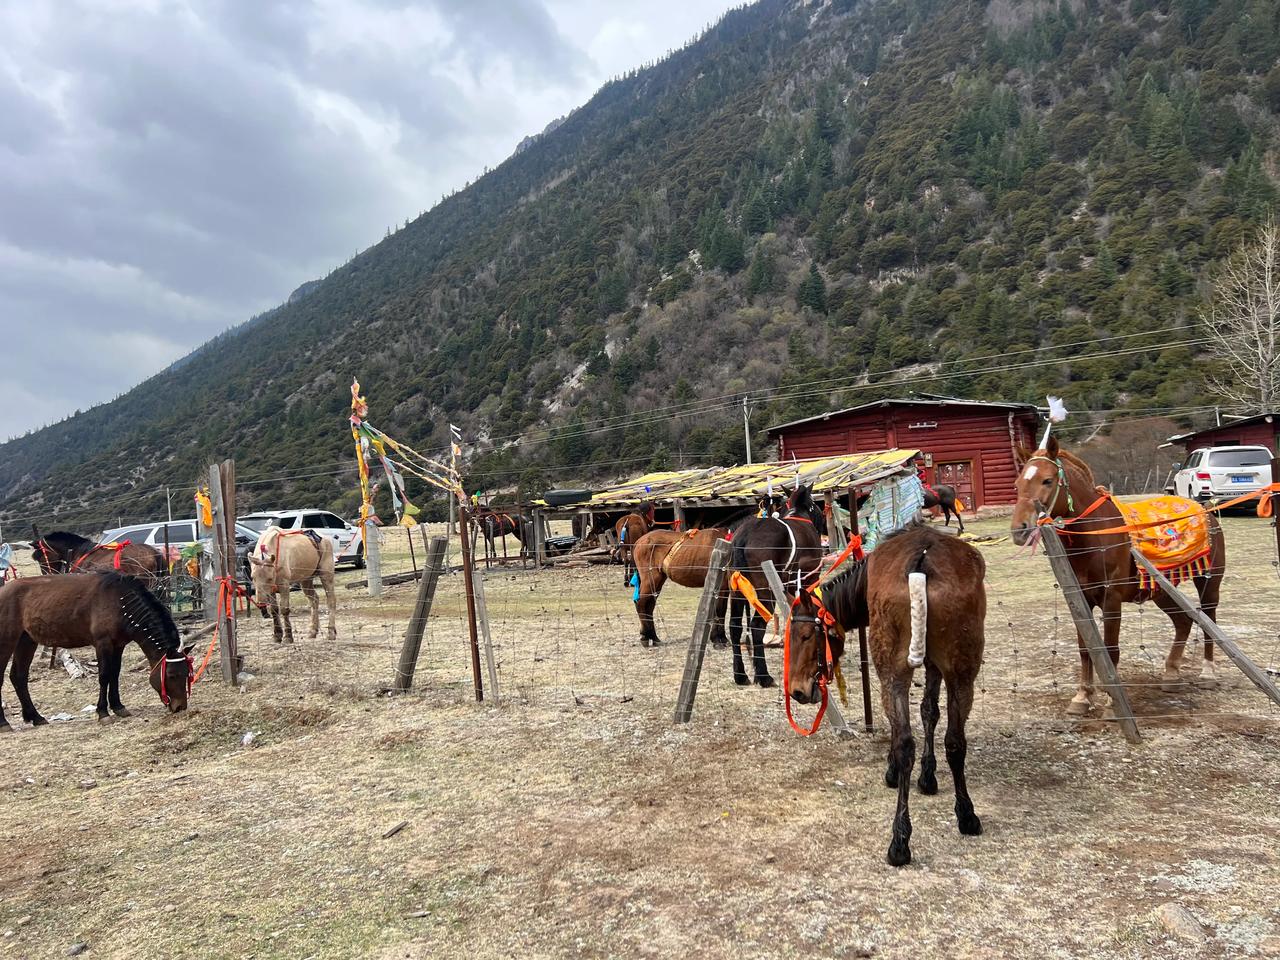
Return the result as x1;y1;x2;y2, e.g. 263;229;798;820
743;395;753;465
166;486;172;523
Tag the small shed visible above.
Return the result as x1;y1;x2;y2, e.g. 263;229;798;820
1165;413;1279;457
766;394;1042;510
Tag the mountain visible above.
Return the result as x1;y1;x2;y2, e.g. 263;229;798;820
2;0;1278;532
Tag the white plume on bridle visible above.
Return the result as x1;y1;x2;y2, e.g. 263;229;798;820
1039;395;1069;448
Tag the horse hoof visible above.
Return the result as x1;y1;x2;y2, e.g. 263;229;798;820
754;675;776;689
733;673;750;687
1065;699;1092;717
29;715;49;726
1196;676;1220;690
917;775;938;796
0;723;12;734
957;811;983;836
886;842;912;867
884;768;898;789
112;707;132;719
97;714;115;724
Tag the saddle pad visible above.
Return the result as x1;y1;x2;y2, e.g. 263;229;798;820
1115;495;1211;588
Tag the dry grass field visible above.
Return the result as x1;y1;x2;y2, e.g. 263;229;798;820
2;514;1278;959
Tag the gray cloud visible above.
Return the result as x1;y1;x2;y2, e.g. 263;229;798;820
0;0;740;440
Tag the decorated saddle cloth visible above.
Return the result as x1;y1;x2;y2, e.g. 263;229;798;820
1114;495;1211;590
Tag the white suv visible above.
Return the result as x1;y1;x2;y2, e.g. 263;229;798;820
1173;446;1273;502
239;510;364;567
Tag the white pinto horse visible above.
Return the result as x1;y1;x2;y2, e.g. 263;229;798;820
249;527;338;643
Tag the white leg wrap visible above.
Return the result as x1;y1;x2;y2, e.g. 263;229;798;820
907;571;927;668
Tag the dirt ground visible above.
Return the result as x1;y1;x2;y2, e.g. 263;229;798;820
2;514;1279;959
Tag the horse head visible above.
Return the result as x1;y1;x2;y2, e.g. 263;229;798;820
787;484;826;535
1011;435;1077;545
785;587;845;706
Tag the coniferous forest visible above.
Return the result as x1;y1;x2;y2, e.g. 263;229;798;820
2;0;1277;528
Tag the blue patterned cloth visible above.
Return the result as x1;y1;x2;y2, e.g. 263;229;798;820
858;475;926;553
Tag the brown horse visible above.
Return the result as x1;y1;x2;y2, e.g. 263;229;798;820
1010;436;1226;716
477;509;526;562
249;527;337;643
32;529;165;586
614;502;655;587
631;527;731;648
922;484;965;533
788;523;987;866
0;573;191;728
727;484;826;687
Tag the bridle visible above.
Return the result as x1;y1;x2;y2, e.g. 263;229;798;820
782;583;842;737
1021;455;1075;517
149;650;194;706
34;538;65;574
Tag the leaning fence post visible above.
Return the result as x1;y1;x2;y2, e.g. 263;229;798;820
673;539;732;724
393;535;447;692
1039;523;1141;743
761;559;854;738
470;566;500;703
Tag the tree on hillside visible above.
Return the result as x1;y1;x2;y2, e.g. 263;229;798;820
1202;218;1280;413
796;263;828;314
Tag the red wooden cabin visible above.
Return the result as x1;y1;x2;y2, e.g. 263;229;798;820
766;395;1042;510
1167;412;1279;457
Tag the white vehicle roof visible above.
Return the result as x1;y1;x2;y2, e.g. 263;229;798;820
241;509;337;517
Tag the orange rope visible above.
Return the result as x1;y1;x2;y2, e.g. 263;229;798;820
192;576;235;684
1037;483;1280;535
782;591;837;737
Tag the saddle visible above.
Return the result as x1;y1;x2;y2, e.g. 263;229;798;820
1114;495;1211;589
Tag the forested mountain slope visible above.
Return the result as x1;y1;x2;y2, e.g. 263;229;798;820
2;0;1277;529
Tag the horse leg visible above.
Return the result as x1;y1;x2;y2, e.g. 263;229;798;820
1153;588;1195;691
1096;593;1124;717
954;502;965;534
884;674;916;866
11;636;48;727
917;662;941;795
945;670;982;836
729;595;749;685
750;608;775;688
322;573;338;641
709;577;729;648
107;647;130;718
1067;618;1097;717
1191;569;1222;688
635;572;664;647
279;583;295;644
301;579;320;639
0;639;11;731
94;639;113;721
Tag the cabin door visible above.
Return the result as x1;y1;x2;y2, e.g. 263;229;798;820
935;460;975;510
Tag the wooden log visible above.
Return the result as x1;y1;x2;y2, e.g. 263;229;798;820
1130;548;1280;709
393;535;447;693
673;539;732;724
1038;524;1141;742
760;560;853;738
471;566;500;704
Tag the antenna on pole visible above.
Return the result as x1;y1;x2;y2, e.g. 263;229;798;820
742;395;753;465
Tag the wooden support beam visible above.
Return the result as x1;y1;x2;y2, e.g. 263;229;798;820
1038;524;1141;742
393;535;446;692
673;539;732;724
1130;548;1280;709
761;559;853;738
825;491;847;551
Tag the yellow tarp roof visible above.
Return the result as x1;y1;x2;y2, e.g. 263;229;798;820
540;449;919;509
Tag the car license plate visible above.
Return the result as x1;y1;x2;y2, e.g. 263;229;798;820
1231;475;1253;483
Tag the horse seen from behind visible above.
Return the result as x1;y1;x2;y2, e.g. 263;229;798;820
614;501;655;586
787;523;987;865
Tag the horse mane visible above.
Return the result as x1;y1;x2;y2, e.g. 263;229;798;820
1055;448;1096;485
42;531;92;553
816;555;869;631
110;574;180;653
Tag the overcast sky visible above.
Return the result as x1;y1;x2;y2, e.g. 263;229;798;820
0;0;741;440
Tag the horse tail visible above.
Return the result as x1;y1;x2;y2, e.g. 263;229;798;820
907;548;928;668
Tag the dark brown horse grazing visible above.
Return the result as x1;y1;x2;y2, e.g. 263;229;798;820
477;509;526;562
922;484;965;533
32;529;166;586
1011;436;1226;715
0;573;191;729
631;527;731;647
727;484;826;688
788;523;987;866
614;502;655;587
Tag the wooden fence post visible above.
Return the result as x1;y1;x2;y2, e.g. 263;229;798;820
393;535;446;692
673;539;732;724
1130;548;1280;708
471;566;500;703
365;518;382;598
1038;523;1141;743
847;486;874;732
761;559;853;738
1271;456;1280;570
457;504;484;702
208;459;241;683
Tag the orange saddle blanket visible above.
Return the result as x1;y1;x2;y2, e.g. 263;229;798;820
1115;495;1211;588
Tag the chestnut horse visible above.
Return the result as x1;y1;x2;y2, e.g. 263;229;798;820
31;529;165;586
1010;436;1226;716
726;484;826;687
614;502;655;587
249;527;337;643
787;523;986;865
0;573;191;728
478;509;526;562
631;527;731;647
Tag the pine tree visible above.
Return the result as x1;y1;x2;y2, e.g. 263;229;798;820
744;189;770;234
745;248;779;298
797;263;828;313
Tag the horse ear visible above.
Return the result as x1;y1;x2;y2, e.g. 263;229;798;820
31;524;41;541
1014;444;1031;466
1045;434;1060;458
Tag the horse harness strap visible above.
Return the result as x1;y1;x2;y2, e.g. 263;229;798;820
660;529;699;576
70;540;131;573
1025;455;1074;515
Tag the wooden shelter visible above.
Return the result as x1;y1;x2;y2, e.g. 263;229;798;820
1165;412;1279;457
766;394;1041;510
